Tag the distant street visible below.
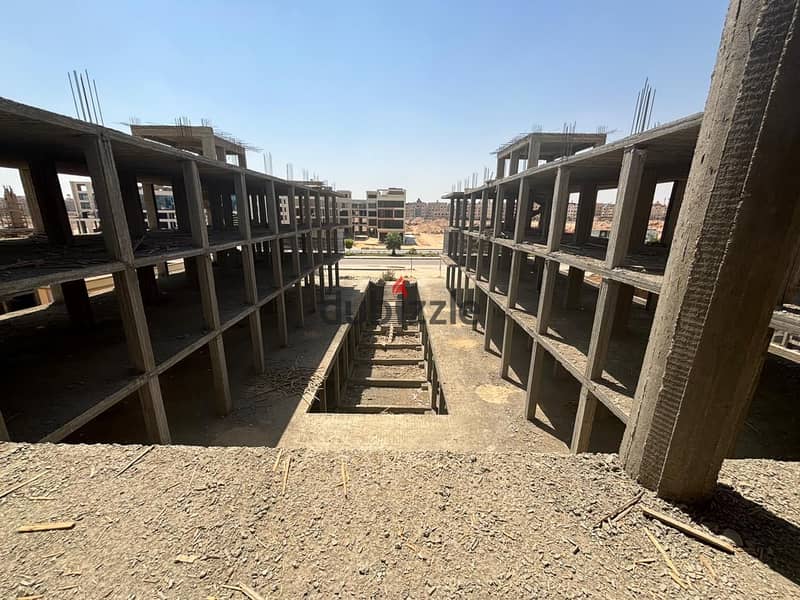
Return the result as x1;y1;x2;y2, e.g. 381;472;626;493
339;255;442;273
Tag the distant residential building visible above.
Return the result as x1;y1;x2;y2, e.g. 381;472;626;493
152;185;178;230
338;189;404;240
595;202;616;220
371;187;405;240
0;186;32;230
68;181;101;234
406;199;450;220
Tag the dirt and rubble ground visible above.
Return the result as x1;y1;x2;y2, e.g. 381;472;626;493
2;263;799;598
0;444;798;599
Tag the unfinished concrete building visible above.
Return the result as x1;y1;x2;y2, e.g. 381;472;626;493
444;96;800;500
130;123;249;167
0;2;800;596
0;97;345;444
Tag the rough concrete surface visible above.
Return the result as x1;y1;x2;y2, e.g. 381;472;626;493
0;443;798;599
278;273;569;453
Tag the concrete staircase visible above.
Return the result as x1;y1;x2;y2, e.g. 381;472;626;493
380;284;403;327
340;299;433;414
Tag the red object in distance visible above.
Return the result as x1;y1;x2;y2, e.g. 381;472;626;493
392;276;408;298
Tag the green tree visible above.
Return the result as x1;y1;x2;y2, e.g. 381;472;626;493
344;238;354;249
384;232;402;256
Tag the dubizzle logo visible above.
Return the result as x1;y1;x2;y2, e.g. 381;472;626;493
392;275;408;298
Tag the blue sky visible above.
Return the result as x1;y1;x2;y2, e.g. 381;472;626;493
1;0;728;201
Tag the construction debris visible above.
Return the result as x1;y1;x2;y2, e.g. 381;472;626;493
644;528;687;589
221;582;266;600
642;506;736;554
174;554;198;564
700;555;718;581
594;490;644;528
341;461;350;498
16;521;75;533
0;472;46;500
282;456;291;495
116;446;154;477
247;358;326;407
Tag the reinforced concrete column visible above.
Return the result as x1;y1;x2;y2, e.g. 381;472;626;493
535;259;558;335
500;314;514;378
308;271;317;313
270;238;289;347
234;172;265;374
118;170;145;239
83;136;169;443
564;267;584;309
468;193;476;230
569;279;622;452
527;137;541;168
605;148;648;268
141;182;167;276
28;159;94;325
267;181;280;234
430;365;439;412
295;280;305;328
546;167;572;252
661;180;687;248
288;186;298;231
483;297;496;352
524;341;547;421
508;149;520;176
487;242;501;293
455;265;463;306
473;240;484;282
513;179;532;243
18;166;44;232
114;268;171;443
629;170;659;253
471;287;481;331
462;272;472;313
478;190;488;233
27;159;72;244
183;161;232;415
492;185;504;238
507;249;522;310
621;0;800;501
574;183;598;245
525;257;559;418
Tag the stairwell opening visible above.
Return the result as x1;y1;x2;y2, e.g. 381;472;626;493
307;279;446;415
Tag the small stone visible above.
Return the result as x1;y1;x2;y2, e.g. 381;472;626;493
359;565;370;575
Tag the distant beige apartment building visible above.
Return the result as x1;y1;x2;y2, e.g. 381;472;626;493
406;199;449;220
370;187;405;240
